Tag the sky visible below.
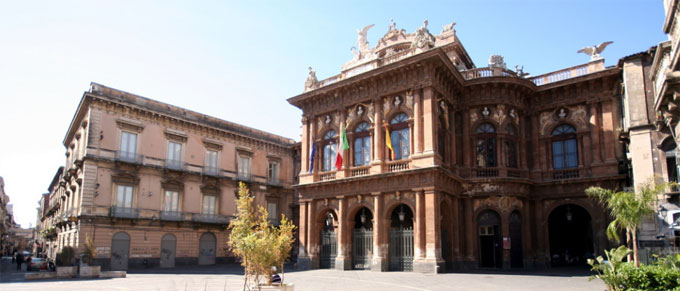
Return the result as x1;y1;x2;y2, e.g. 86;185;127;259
0;0;667;228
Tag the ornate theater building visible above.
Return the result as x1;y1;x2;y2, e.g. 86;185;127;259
289;20;627;272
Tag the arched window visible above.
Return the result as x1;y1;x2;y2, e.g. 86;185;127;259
661;138;678;185
322;130;337;171
389;113;410;160
504;124;517;168
476;123;496;167
552;125;578;169
353;122;371;166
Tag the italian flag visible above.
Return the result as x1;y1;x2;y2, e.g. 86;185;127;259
335;122;349;170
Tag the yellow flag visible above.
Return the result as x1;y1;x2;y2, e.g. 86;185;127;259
384;124;395;160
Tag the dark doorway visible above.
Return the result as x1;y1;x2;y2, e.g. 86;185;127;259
509;211;523;268
319;211;337;269
111;232;130;271
548;204;593;267
352;207;373;270
160;233;176;268
389;204;414;271
478;210;501;268
198;232;216;265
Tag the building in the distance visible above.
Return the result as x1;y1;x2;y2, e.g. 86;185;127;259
0;177;17;256
289;20;629;273
41;83;297;270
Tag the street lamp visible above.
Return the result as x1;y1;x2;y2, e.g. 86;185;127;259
565;206;573;222
398;205;405;222
360;208;366;224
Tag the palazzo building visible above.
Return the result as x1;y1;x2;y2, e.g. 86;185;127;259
39;83;296;270
289;20;628;272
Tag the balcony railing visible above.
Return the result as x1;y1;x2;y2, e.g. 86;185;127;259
115;151;143;164
110;206;139;219
267;178;282;186
319;172;336;181
160;211;184;221
462;67;517;80
552;169;580;180
164;159;185;171
474;168;499;178
386;160;409;172
202;166;219;176
192;213;230;224
237;172;251;181
350;166;370;177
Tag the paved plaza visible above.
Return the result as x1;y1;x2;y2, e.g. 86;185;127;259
0;260;605;291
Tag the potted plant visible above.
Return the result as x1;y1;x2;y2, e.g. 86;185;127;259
55;247;76;278
79;235;100;278
229;182;296;291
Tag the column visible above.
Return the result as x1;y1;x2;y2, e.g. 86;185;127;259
452;197;463;267
422;87;436;155
601;101;616;162
372;100;384;174
419;188;444;273
301;117;309;173
533;199;547;268
463;197;475;267
337;111;348;178
462;110;471;166
297;201;312;269
308;200;318;268
590;103;603;163
414;190;426;259
371;192;387;271
414;90;423;155
335;197;351;270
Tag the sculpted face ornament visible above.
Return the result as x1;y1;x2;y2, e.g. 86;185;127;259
440;100;446;111
325;115;332;124
509;109;516;118
394;96;402;106
357;105;364;116
557;108;568;119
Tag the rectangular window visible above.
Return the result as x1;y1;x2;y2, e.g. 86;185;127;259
267;202;277;220
202;195;217;215
164;190;180;212
238;155;251;179
120;131;137;161
167;141;183;169
268;162;279;183
116;185;133;208
205;150;219;174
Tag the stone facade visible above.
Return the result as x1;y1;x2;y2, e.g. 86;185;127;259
650;0;680;247
289;21;627;273
40;83;296;270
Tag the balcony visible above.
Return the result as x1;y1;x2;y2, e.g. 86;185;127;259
192;213;230;224
462;67;517;80
552;169;580;180
350;166;370;177
237;172;251;181
386;160;409;172
474;168;499;178
160;211;184;221
202;166;220;176
319;171;336;181
267;178;282;186
110;206;139;219
115;151;143;164
164;159;185;171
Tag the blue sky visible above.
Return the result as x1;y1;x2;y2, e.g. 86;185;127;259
0;0;666;228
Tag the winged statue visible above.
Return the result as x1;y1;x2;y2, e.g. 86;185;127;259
577;41;613;60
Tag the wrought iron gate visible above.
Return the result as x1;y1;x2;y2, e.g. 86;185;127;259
319;230;337;269
352;228;373;270
389;227;413;271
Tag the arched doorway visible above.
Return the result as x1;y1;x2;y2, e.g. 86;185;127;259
160;233;176;268
478;210;501;268
198;232;216;265
319;211;337;269
388;204;414;271
548;204;593;267
111;232;130;271
509;211;523;268
352;207;373;270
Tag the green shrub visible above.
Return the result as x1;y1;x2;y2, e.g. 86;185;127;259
56;247;75;266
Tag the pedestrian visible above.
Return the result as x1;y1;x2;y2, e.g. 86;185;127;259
16;252;24;271
11;252;16;264
26;256;32;271
270;266;281;284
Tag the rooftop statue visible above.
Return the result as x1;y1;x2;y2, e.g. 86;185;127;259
441;21;456;34
577;41;613;61
304;66;318;92
351;24;375;60
411;20;436;50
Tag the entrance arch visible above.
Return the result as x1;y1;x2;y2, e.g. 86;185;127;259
160;233;176;268
319;210;337;269
198;232;216;265
548;204;593;266
478;210;502;268
111;232;130;271
352;207;373;270
388;204;414;271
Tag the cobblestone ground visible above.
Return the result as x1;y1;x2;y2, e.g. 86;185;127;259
0;260;605;291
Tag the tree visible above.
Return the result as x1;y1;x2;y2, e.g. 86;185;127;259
81;234;97;265
228;182;296;290
586;180;668;267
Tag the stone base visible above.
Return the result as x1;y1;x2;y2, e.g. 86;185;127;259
257;283;294;291
334;256;351;270
370;257;387;272
100;271;126;278
79;265;101;278
412;259;444;273
25;272;57;280
56;266;77;278
296;256;312;270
